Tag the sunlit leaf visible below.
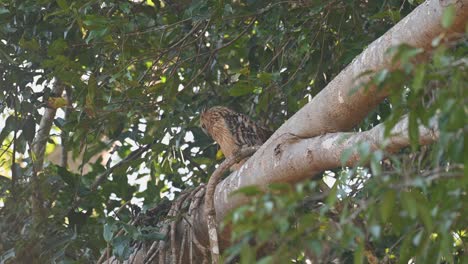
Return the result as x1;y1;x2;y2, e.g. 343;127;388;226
441;5;456;28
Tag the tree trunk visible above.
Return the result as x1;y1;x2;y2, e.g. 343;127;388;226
30;81;65;223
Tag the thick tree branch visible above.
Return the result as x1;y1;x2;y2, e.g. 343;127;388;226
201;0;467;231
210;116;438;225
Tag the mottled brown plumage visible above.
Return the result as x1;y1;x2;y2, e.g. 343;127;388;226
200;106;271;169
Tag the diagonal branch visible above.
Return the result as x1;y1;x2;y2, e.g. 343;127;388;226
267;0;467;141
211;115;438;227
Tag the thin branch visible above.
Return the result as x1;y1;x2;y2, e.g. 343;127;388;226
11;93;18;198
60;87;73;167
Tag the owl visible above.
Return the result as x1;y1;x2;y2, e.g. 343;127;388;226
200;106;272;169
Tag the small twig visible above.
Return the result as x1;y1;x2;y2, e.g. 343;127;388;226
264;38;292;71
204;146;259;264
61;87;73;167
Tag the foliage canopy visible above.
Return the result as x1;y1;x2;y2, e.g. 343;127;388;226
0;0;466;263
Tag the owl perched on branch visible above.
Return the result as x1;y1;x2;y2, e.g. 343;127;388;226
200;106;272;170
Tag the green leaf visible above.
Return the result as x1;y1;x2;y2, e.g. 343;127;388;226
401;191;417;219
370;153;382;176
57;166;77;187
22;116;36;143
257;256;273;264
0;7;9;14
47;39;68;56
353;240;364;264
232;186;262;196
224;4;233;15
0;115;15;145
229;81;254;96
56;0;68;10
257;72;272;83
357;142;371;162
412;64;425;92
399;234;413;264
325;182;339;206
408;114;419;151
412;229;423;246
111;235;131;259
441;5;456;29
380;190;396;221
240;242;255;264
374;69;389;85
103;223;114;242
341;147;353;166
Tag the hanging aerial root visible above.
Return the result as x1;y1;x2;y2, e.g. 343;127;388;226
204;146;260;264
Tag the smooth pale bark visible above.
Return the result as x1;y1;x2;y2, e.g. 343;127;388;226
269;0;467;139
205;0;467;238
212;117;438;223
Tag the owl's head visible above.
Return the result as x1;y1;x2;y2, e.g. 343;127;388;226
200;106;233;138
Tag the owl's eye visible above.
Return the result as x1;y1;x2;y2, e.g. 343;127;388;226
201;124;208;134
